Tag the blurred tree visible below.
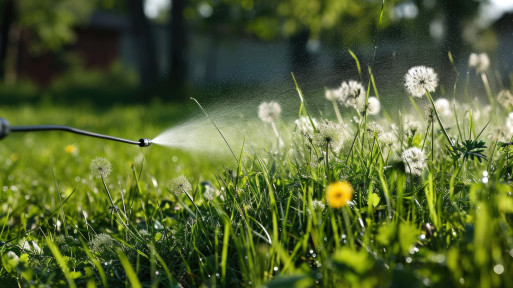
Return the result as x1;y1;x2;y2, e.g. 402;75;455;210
170;0;187;95
0;0;16;81
175;0;489;78
128;0;158;91
177;0;403;77
439;0;482;57
0;0;93;84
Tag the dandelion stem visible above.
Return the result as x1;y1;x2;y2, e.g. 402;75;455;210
431;120;434;162
271;121;284;148
331;100;344;124
481;72;494;106
101;176;116;210
346;126;360;165
325;142;330;181
425;90;454;149
182;187;202;217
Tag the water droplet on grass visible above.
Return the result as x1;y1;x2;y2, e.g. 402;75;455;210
273;266;278;271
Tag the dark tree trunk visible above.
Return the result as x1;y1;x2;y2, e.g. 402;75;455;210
290;30;312;77
169;0;186;98
128;0;158;93
443;1;465;58
0;0;16;80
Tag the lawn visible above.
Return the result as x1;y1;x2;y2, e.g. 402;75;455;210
1;63;513;287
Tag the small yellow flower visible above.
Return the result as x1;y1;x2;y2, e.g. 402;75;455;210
65;144;78;155
326;181;353;208
9;153;18;162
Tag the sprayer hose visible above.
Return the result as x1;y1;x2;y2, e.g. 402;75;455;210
10;125;141;146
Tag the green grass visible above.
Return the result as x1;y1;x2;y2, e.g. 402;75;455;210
1;67;513;288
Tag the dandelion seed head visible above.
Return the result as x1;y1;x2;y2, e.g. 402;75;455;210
258;101;281;123
204;188;215;201
312;200;325;211
313;120;343;152
402;147;426;176
325;87;343;102
90;157;112;178
366;97;381;115
469;53;489;73
311;200;326;212
295;116;317;136
378;132;396;145
89;233;121;259
498;90;513;109
424;106;434;122
404;66;438;98
170;175;192;194
405;120;422;137
506;112;513;136
367;121;384;138
434;98;452;117
339;80;365;108
326;181;353;208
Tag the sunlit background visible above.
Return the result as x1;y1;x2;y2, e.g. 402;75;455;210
0;0;512;105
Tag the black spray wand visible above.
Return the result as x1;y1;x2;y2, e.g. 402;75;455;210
0;117;151;147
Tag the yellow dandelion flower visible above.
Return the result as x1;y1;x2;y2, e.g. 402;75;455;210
10;153;18;162
65;144;78;155
326;181;353;208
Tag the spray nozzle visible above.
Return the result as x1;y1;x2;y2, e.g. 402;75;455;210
0;117;151;147
138;138;152;147
0;117;10;140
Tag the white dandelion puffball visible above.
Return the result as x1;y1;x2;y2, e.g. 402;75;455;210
295;116;317;135
169;175;192;194
313;120;343;152
378;132;396;145
258;101;281;123
339;80;365;108
405;119;422;137
401;147;426;176
325;87;343;102
367;97;381;115
404;66;438;98
506;112;513;136
424;105;434;122
367;121;384;137
311;200;325;211
90;157;112;178
434;98;452;117
469;53;490;73
498;90;513;109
